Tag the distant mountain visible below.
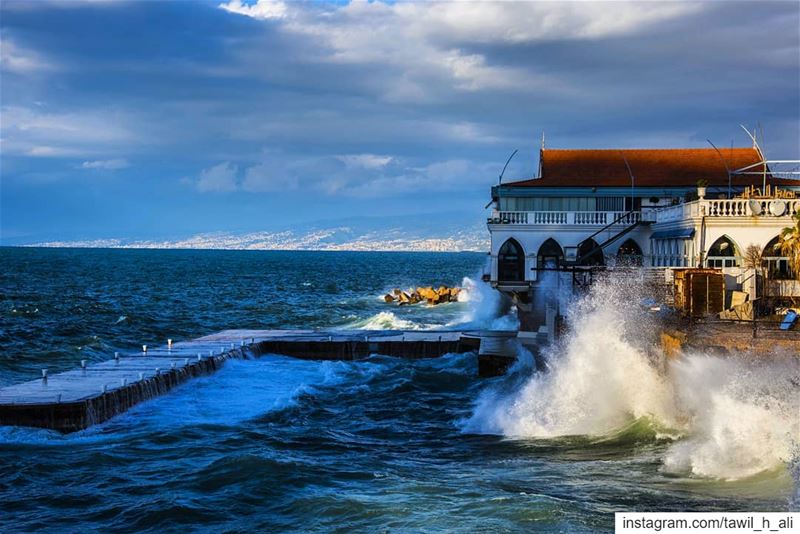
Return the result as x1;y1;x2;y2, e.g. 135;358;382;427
26;212;490;252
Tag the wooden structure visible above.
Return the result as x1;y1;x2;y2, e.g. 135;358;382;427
673;268;726;317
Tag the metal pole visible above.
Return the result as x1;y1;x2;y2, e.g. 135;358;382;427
707;139;732;199
621;153;635;212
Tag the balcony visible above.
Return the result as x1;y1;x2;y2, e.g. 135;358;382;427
653;198;800;224
488;211;645;226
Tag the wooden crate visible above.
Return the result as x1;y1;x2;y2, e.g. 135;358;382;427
673;268;725;317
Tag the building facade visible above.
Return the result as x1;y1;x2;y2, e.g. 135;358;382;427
485;146;800;328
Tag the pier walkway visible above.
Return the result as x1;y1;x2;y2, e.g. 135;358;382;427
0;329;515;433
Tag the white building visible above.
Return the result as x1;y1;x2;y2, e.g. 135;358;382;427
485;145;800;329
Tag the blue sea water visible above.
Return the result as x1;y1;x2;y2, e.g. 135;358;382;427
0;248;796;533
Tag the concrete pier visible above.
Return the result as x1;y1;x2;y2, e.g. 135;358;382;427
0;329;514;433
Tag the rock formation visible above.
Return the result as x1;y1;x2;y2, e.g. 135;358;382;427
383;286;461;306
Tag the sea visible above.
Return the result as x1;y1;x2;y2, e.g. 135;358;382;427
0;248;797;533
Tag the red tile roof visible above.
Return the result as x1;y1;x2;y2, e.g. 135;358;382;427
504;147;800;188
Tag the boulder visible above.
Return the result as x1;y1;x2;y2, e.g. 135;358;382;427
384;285;461;306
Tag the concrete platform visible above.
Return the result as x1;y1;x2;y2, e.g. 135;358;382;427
0;329;515;433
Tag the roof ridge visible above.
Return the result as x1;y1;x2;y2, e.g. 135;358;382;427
542;147;755;152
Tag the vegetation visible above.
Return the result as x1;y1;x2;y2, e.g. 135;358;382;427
777;212;800;278
743;244;764;271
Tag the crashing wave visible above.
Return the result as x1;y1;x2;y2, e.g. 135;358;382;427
464;276;800;481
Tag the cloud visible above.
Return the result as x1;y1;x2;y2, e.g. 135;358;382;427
80;158;129;170
24;145;79;157
218;0;287;20
241;161;299;192
195;162;239;192
0;37;54;74
234;151;493;198
336;154;393;169
219;1;701;98
2;0;798;243
1;106;136;158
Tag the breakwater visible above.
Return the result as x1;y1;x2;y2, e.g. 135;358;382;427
0;329;513;432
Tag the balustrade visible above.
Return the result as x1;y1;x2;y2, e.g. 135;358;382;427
491;211;642;226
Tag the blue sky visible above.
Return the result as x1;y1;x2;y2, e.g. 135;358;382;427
1;0;798;245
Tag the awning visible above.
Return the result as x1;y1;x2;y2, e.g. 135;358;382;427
650;228;695;240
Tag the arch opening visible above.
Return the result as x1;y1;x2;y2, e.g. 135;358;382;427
537;238;564;271
616;239;643;266
707;235;740;268
577;238;604;266
498;238;525;282
762;235;791;279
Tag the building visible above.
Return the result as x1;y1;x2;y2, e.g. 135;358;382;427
485;144;800;331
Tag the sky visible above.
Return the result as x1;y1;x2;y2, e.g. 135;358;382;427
1;0;798;245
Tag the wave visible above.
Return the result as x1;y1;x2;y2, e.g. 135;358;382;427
346;311;436;330
464;276;800;481
0;356;351;443
353;275;520;331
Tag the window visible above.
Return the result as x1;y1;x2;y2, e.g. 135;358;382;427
707;236;741;268
763;236;791;279
498;197;625;212
537;238;564;270
498;239;525;281
617;239;643;266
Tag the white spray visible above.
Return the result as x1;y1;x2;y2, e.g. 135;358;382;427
456;275;519;330
465;276;800;481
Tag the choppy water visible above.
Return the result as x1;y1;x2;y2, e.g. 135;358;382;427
0;248;797;533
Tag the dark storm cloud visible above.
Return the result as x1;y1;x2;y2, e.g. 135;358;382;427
0;0;798;242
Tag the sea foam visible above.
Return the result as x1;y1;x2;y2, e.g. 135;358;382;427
465;276;800;481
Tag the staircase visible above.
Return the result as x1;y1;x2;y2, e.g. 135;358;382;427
573;210;648;265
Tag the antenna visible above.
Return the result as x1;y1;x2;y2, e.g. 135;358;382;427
706;139;732;199
620;152;635;211
740;124;767;192
541;131;545;150
498;149;518;185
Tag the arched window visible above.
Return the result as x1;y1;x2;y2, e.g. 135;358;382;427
537;238;564;271
617;239;643;266
577;238;604;266
498;238;525;281
762;236;790;279
707;235;740;268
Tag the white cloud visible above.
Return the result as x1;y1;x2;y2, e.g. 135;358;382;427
241;162;299;192
336;154;393;169
226;1;702;98
388;1;701;44
0;37;55;74
196;162;239;192
218;0;287;20
25;145;79;157
80;158;129;170
1;105;136;157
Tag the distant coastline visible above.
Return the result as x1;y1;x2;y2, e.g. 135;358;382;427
12;233;489;253
5;213;490;252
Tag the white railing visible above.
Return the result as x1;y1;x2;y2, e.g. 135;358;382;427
574;211;607;225
490;211;643;226
532;211;567;224
652;203;700;223
496;211;529;224
653;198;800;224
614;211;643;225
